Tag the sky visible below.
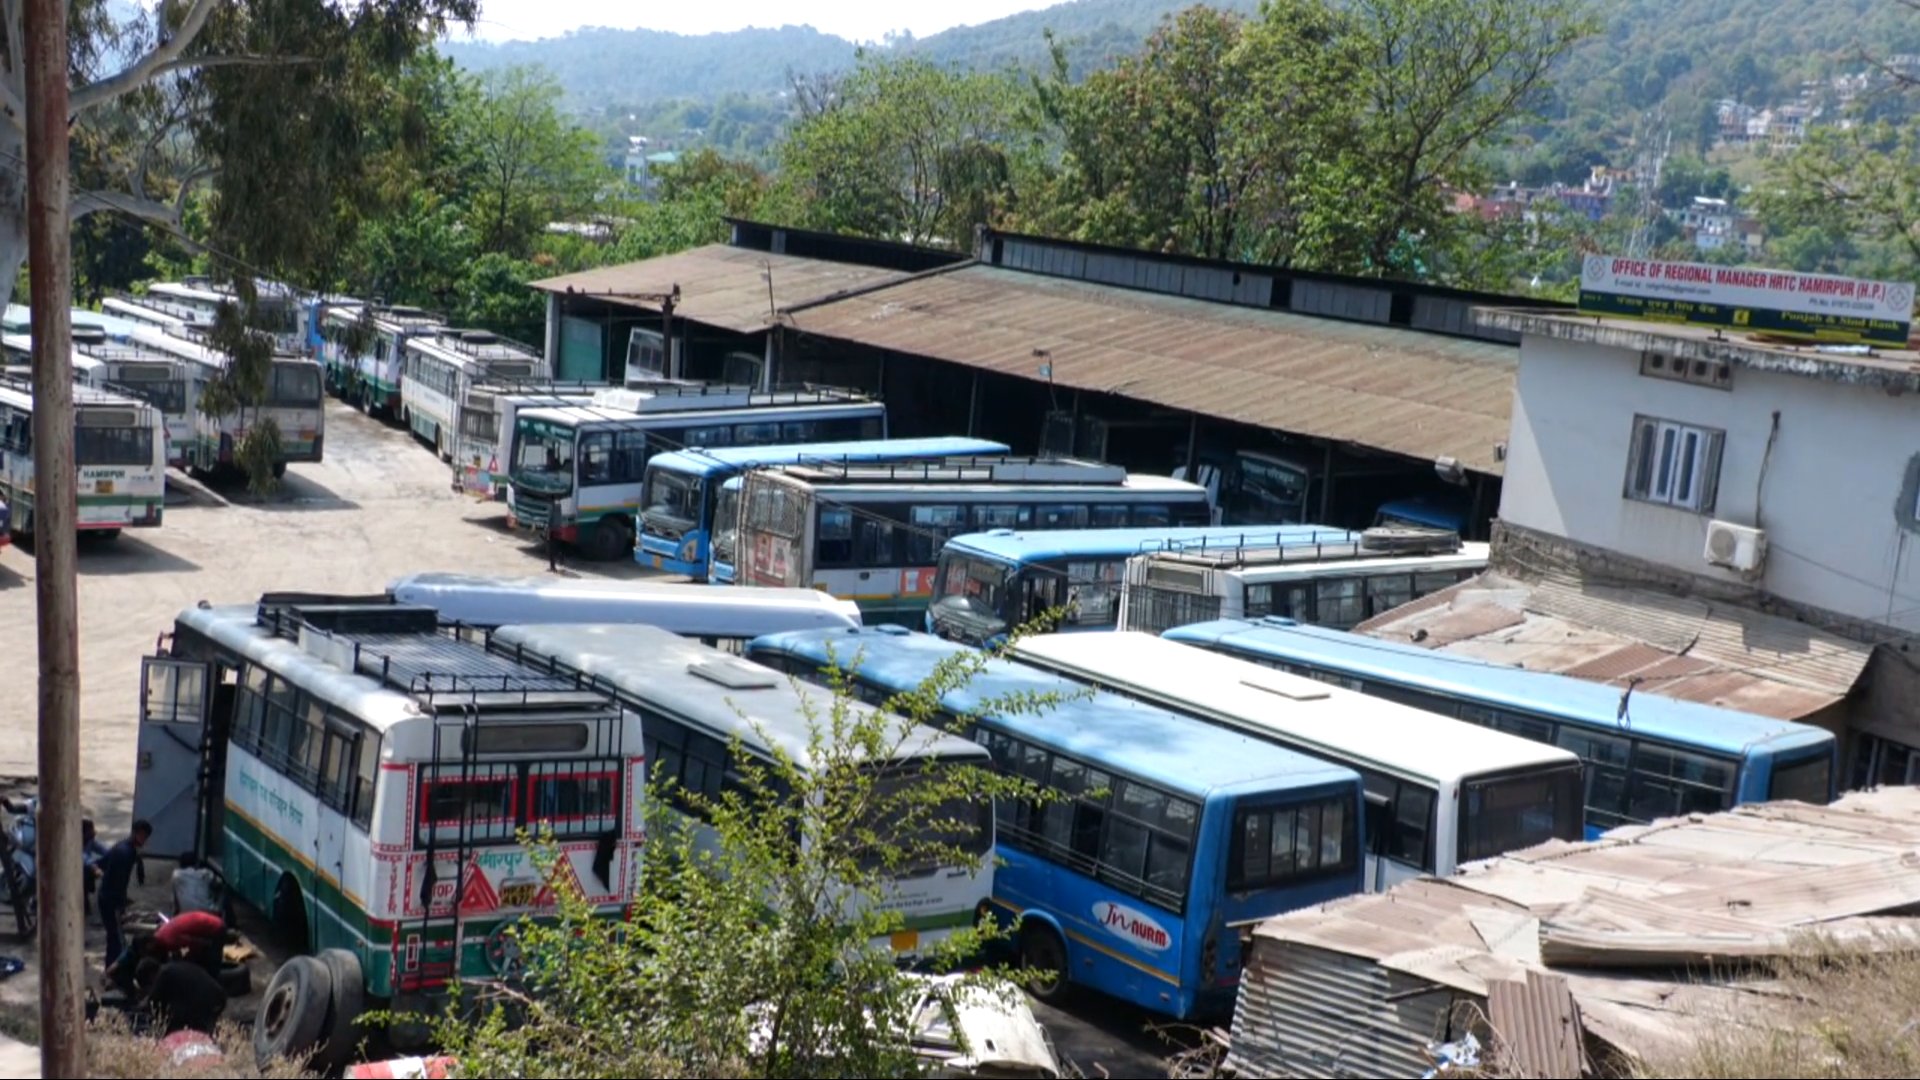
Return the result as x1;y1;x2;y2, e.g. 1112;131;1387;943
455;0;1068;45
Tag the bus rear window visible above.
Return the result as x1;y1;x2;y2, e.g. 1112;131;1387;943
419;769;518;843
1769;752;1833;805
1228;795;1353;892
526;763;620;834
1459;766;1584;863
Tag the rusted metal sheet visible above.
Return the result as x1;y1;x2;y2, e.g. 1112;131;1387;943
1356;568;1869;720
1488;970;1586;1079
789;265;1519;474
531;245;914;333
1228;940;1464;1079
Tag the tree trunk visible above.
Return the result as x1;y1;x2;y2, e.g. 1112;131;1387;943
0;124;29;312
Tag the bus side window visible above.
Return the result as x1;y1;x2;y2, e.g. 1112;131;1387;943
352;733;380;830
1033;505;1087;529
1090;504;1129;528
613;430;649;483
319;722;355;813
1132;504;1171;527
817;507;854;567
579;432;613;484
855;516;897;567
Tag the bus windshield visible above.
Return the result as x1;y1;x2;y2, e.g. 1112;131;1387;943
929;553;1014;635
1229;456;1309;523
1458;765;1584;863
642;468;703;537
118;378;187;415
75;423;154;466
514;418;576;493
269;363;322;407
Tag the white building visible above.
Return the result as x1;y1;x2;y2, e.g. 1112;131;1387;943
1478;308;1920;783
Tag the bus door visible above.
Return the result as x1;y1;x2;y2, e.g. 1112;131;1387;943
135;655;213;859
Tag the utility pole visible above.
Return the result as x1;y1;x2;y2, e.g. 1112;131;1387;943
24;0;84;1073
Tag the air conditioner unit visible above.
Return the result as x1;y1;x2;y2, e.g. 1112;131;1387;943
1704;519;1767;573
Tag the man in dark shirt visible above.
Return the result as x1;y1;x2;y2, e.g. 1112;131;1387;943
96;819;150;974
135;958;227;1036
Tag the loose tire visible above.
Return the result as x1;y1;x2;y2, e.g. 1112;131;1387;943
253;955;333;1069
217;961;253;998
315;948;367;1074
1019;923;1071;1003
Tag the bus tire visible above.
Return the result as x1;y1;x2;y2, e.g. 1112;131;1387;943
95;529;121;542
253;955;333;1069
586;516;632;562
271;462;287;480
316;948;366;1073
271;875;310;952
218;961;253;998
1019;923;1071;1003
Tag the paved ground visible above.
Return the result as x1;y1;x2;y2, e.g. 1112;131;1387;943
0;401;1177;1077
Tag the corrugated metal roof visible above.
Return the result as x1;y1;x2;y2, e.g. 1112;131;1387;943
1233;788;1920;1075
1356;569;1872;719
529;245;912;334
1487;971;1585;1079
788;265;1518;475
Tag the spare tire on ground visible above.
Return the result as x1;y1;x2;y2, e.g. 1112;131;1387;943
253;955;333;1069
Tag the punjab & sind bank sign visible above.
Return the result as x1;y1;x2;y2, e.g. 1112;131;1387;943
1578;254;1914;348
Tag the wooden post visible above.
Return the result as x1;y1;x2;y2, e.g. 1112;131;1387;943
24;0;85;1072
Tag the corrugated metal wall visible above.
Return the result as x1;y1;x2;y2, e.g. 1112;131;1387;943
1000;238;1273;307
1227;940;1466;1079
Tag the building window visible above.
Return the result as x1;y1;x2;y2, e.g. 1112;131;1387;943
1625;416;1724;513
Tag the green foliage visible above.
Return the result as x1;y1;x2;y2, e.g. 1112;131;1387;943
1756;119;1920;280
777;57;1034;249
462;66;613;255
428;637;1076;1079
196;296;283;494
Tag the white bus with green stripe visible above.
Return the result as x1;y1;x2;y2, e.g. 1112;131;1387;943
135;596;644;1070
0;373;165;540
131;326;326;477
318;304;445;418
399;328;545;461
485;620;993;960
506;385;886;561
4;329;201;468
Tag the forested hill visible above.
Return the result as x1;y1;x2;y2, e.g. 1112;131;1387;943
442;0;1260;106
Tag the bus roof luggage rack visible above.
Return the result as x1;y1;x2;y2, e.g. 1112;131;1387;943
784;456;1127;486
416;327;542;361
1145;526;1461;569
107;292;215;325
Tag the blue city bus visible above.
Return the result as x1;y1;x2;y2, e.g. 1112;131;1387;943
638;436;1011;580
927;524;1356;646
748;625;1366;1020
1165;618;1840;839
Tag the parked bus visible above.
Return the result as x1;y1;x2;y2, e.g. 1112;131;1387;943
486;621;991;960
0;373;166;540
2;330;109;387
737;458;1212;626
1118;528;1488;635
1007;631;1584;890
1163;618;1840;838
148;279;305;353
10;330;202;468
748;626;1366;1020
1372;494;1469;533
639;437;1012;581
132;326;326;476
133;596;644;1068
453;381;610;500
318;304;446;416
387;572;861;646
507;386;887;561
4;304;150;341
927;524;1355;647
399;328;546;461
103;292;217;337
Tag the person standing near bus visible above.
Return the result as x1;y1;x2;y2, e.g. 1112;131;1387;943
97;819;151;973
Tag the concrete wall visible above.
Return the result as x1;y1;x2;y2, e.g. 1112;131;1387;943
1500;335;1920;634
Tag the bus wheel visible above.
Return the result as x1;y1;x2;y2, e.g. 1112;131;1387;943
1019;923;1071;1003
95;529;121;542
315;948;367;1074
271;875;310;952
586;517;632;562
271;462;288;480
253;955;333;1069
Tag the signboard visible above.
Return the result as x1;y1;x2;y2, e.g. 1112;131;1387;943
1578;255;1914;347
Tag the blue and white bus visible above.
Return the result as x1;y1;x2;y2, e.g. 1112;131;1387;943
737;459;1212;627
639;437;1012;580
748;625;1366;1020
710;475;748;585
1164;618;1839;838
927;525;1356;646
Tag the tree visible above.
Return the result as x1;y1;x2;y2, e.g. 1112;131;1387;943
1757;120;1920;280
777;57;1031;249
426;640;1070;1078
460;65;610;256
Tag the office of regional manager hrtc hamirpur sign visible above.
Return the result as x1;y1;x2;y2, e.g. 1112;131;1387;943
1579;255;1914;348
